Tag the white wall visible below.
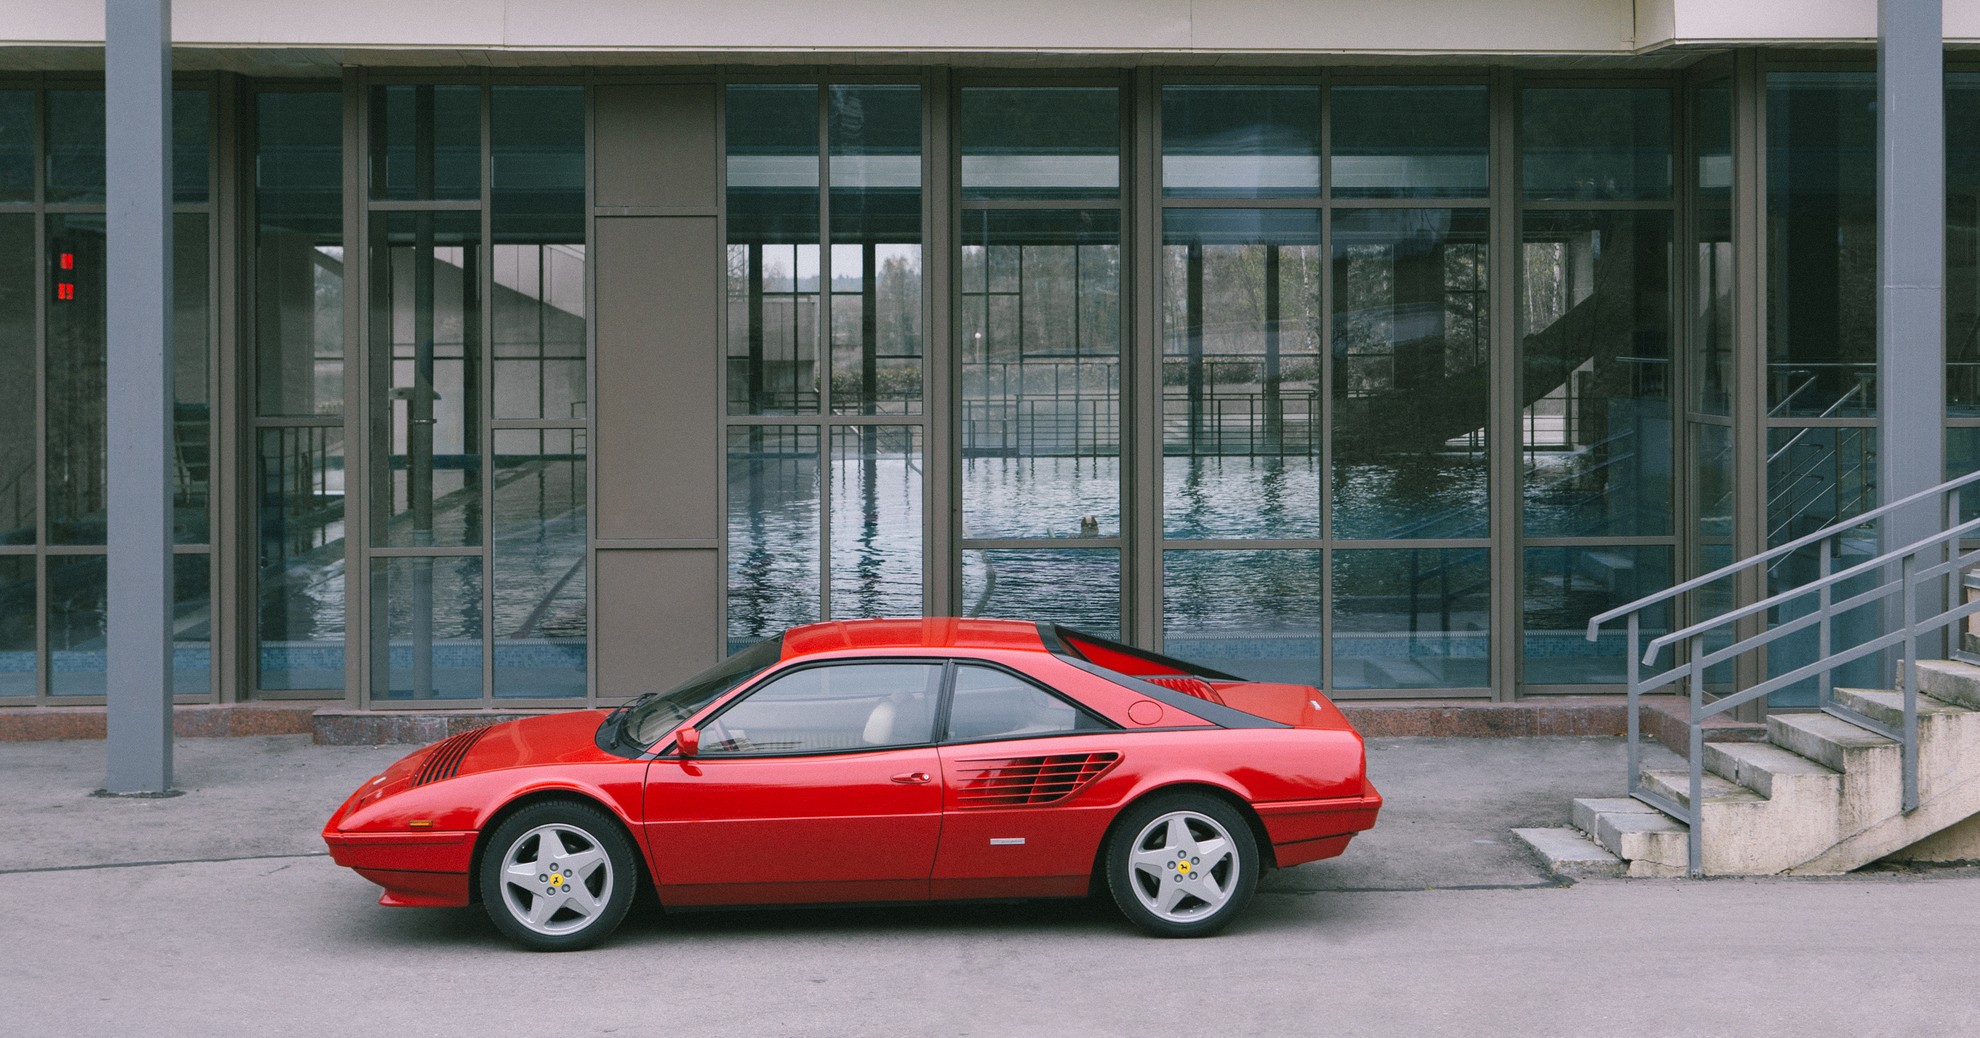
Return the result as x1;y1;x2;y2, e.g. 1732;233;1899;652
8;0;1980;58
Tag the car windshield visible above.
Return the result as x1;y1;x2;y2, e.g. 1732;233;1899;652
622;636;785;746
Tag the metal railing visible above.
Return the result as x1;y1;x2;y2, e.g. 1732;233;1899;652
1586;468;1980;876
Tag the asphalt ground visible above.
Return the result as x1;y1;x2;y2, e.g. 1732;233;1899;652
4;734;1977;1037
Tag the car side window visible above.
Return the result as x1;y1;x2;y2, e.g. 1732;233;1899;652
699;662;943;755
945;665;1107;743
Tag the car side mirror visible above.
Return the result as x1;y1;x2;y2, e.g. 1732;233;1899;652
675;727;700;757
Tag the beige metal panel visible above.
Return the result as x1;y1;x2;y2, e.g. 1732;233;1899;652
1662;0;1874;42
505;0;1193;52
594;216;719;541
594;85;716;210
595;548;719;697
1189;0;1633;54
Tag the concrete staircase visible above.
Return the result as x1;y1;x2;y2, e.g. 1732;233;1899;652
1517;659;1980;878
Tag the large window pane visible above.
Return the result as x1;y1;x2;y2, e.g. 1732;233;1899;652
830;426;922;621
370;556;484;700
1521;546;1672;686
1949;74;1980;415
1164;550;1321;685
48;554;106;697
1521;210;1673;537
962;209;1121;539
962;549;1120;640
830;84;923;417
255;91;345;418
174;553;213;695
257;427;346;690
1767;72;1876;416
368;84;481;201
493;429;586;698
174;89;210;204
728;426;820;652
45;90;104;205
1332;548;1488;691
728;85;821;417
0;214;32;544
1330;208;1489;539
1522;88;1672;201
368;211;482;548
0;557;32;696
1162;209;1322;540
174;212;212;544
0;90;30;202
1331;86;1487;199
960;87;1119;200
47;214;107;545
1162;85;1319;198
493;86;587;421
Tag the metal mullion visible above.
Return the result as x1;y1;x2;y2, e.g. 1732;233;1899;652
1521;199;1678;211
1520;536;1680;548
41;544;114;556
479;77;495;707
250;416;345;429
1318;74;1336;690
958;198;1123;212
37;203;113;215
170;544;207;555
1326;197;1492;210
32;84;46;702
926;67;955;619
488;419;589;431
170;203;210;215
1490;67;1523;701
960;538;1124;551
366;199;481;212
723;414;910;428
1159;197;1326;210
1763;417;1878;429
582;70;598;705
818;84;833;621
1130;67;1158;649
713;77;730;657
343;69;368;708
369;545;484;558
1165;539;1325;551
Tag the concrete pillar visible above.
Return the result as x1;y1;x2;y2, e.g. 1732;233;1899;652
103;0;175;794
1878;0;1945;653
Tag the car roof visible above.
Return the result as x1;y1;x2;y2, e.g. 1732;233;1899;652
781;618;1048;658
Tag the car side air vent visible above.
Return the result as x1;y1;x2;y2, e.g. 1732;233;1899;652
952;752;1121;808
1141;675;1225;705
411;725;494;788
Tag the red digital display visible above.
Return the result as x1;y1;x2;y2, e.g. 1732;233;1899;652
58;252;73;271
56;283;74;301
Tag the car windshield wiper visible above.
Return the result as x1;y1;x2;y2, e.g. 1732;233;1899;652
602;691;658;749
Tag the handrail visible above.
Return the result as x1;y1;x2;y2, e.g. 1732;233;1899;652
1583;467;1980;640
1586;466;1980;877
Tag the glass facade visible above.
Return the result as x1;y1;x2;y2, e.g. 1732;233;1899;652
4;61;1978;711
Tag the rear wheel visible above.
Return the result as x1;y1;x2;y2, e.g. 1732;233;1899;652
479;801;638;951
1105;793;1258;937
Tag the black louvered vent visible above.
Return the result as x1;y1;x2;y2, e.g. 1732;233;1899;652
953;752;1121;808
411;725;494;788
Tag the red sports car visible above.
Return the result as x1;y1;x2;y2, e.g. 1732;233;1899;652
324;619;1381;949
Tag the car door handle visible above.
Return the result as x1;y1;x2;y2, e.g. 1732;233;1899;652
891;772;933;784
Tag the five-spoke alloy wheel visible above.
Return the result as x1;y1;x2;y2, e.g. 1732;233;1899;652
1105;793;1258;937
479;801;638;951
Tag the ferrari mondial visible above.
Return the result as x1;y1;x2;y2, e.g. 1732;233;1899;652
324;619;1381;950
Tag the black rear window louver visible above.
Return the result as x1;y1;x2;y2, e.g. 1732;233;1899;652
411;725;494;787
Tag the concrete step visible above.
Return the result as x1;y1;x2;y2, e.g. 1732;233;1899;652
1909;659;1980;712
1511;827;1624;879
1573;798;1689;874
1701;739;1841;801
1830;687;1965;731
1768;710;1903;834
1641;768;1763;811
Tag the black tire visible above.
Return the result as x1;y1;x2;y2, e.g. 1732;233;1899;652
1104;792;1259;938
479;800;639;951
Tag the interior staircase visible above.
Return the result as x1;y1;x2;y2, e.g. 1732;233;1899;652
1519;659;1980;877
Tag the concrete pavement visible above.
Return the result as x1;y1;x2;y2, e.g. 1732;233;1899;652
3;734;1977;1036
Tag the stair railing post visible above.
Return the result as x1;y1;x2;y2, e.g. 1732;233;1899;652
1626;612;1641;796
1902;552;1920;812
1688;633;1706;877
1818;534;1834;710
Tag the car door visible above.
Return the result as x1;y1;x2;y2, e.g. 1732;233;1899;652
931;662;1124;900
641;660;946;907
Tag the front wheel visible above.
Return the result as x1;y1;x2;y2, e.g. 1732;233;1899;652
479;801;638;951
1105;793;1259;937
